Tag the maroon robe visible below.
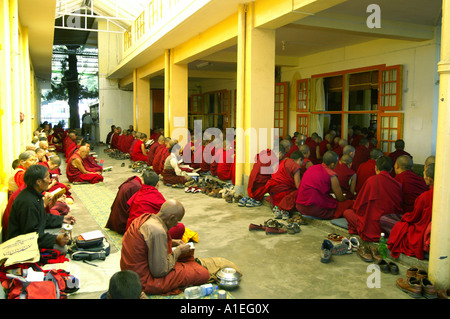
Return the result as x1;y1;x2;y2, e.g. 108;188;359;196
285;144;299;159
388;187;433;260
305;138;318;164
344;171;403;242
126;184;166;231
351;145;370;172
388;149;413;177
318;140;330;158
66;153;104;184
200;143;215;173
120;213;209;295
105;176;142;234
110;133;120;149
155;148;170;175
395;170;428;213
65;140;76;158
355;159;376;194
265;158;300;212
147;141;161;166
217;148;235;182
247;150;278;201
152;144;167;173
122;135;134;154
333;162;355;199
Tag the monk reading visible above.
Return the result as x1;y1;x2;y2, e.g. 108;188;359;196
161;141;193;187
386;163;434;260
298;145;313;176
120;200;209;295
132;133;149;162
106;174;143;235
355;148;383;194
343;156;403;242
394;155;428;213
66;146;104;184
333;154;356;199
147;135;164;166
296;151;353;219
265;150;303;215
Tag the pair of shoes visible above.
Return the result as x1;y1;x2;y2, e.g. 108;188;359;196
327;233;345;242
238;196;249;207
185;186;201;193
272;206;282;219
406;267;428;280
246;198;262;207
396;276;437;299
286;214;308;225
340;237;360;254
184;180;195;187
286;222;301;234
376;259;399;275
357;245;374;262
321;239;333;263
437;288;450;299
264;219;287;235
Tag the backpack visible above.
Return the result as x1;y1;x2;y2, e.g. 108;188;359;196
69;238;110;262
5;277;58;299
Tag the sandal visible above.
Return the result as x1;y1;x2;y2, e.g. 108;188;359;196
327;233;344;242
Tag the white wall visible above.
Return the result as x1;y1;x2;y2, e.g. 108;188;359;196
281;35;440;165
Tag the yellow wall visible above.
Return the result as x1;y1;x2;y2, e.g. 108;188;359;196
0;0;40;242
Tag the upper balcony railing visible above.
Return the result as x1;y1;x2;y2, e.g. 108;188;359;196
123;0;183;52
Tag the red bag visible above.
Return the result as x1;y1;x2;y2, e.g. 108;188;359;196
6;278;58;299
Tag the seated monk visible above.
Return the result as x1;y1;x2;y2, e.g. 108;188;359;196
152;138;171;174
394;155;428;213
199;140;214;174
343;156;403;242
265;151;303;215
351;138;370;173
8;151;37;196
147;134;164;166
388;139;412;177
6;165;76;252
355;148;383;194
317;134;333;162
116;130;127;153
106;174;143;235
120;200;209;295
333;154;356;199
162;141;193;187
35;148;48;164
81;141;103;173
126;170;185;240
296;151;353;220
298;144;313;176
110;127;122;150
106;125;116;146
38;155;73;200
66;146;104;184
333;139;348;158
246;147;284;203
121;130;135;154
64;132;77;159
386;163;435;260
132;133;149;162
305;133;319;164
65;136;83;163
217;141;235;182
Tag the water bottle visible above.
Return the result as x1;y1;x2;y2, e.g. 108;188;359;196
379;233;388;259
200;283;218;297
184;284;218;299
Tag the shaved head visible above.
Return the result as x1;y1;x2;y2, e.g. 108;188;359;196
395;155;413;171
158;200;185;229
322;151;339;167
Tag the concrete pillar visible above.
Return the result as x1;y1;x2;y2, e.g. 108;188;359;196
165;48;188;144
429;0;450;289
235;2;276;192
133;69;151;136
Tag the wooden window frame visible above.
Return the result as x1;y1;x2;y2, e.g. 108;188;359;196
377;112;404;154
296;114;309;137
274;82;288;138
296;79;309;112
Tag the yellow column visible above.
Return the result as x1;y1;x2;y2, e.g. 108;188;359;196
133;69;151;136
166;48;188;144
242;2;276;187
9;0;21;155
164;49;170;135
429;0;450;289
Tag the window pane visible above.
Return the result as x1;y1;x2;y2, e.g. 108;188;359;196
390;129;397;140
381;129;388;140
390;116;398;128
390;69;397;80
381;141;388;152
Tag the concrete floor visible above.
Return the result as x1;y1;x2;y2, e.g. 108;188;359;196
60;143;419;299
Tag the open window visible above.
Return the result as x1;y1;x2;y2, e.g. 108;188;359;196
275;82;288;138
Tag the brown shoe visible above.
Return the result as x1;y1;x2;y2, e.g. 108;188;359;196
416;269;428;280
421;278;437;299
436;288;449;299
396;277;422;298
357;245;374;262
406;266;419;278
369;245;383;263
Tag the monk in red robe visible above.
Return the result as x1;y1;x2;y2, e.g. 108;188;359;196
298;145;313;176
386;163;434;260
66;146;104;184
38;155;73;200
122;131;135;154
120;200;209;295
106;175;143;234
343;156;403;242
318;134;333;161
388;139;412;177
333;139;347;158
247;148;282;201
132;134;149;162
265;151;303;213
351;138;370;172
217;142;235;182
65;136;82;163
305;133;320;164
333;154;356;199
355;148;383;194
152;138;170;174
147;135;164;166
64;132;77;158
199;140;215;174
106;125;115;145
296;151;353;219
393;155;428;212
110;127;122;150
8;151;37;195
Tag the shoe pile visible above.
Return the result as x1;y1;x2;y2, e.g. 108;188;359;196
130;161;148;173
249;218;301;235
396;267;437;299
271;206;291;220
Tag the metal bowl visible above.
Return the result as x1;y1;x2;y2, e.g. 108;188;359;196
216;267;241;290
